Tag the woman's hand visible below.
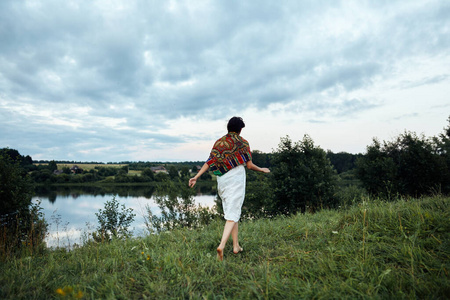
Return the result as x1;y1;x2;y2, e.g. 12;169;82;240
189;177;197;188
188;163;210;188
260;167;270;173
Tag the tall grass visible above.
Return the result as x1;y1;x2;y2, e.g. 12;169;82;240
1;196;448;299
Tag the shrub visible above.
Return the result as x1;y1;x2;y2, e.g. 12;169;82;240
94;197;135;241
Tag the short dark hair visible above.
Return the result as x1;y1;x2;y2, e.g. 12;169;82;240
227;116;245;133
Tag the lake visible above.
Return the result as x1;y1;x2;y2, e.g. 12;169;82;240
32;185;217;248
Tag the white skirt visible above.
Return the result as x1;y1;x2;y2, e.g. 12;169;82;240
217;165;246;222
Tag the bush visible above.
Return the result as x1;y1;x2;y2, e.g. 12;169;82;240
94;197;135;241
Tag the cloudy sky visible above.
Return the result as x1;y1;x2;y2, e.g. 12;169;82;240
1;0;449;162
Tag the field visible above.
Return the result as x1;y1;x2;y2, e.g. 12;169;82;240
1;196;449;299
34;163;129;170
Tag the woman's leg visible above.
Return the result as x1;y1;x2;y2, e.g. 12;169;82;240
231;222;243;253
217;220;235;261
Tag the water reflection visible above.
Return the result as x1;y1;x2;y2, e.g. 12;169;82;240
33;184;217;248
34;185;160;203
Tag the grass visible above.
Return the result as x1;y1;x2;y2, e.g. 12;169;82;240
1;196;449;299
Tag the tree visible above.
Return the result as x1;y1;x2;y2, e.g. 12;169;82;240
432;116;450;193
355;139;397;198
240;172;274;219
357;130;448;198
141;168;155;181
48;160;58;172
0;154;33;216
252;150;272;168
180;166;190;178
326;151;362;173
0;152;47;258
168;166;179;180
121;165;129;173
155;172;170;182
271;135;338;215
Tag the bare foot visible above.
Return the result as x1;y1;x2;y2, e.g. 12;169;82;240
217;248;223;261
233;246;243;254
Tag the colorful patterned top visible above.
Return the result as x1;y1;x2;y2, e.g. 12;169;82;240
206;132;252;176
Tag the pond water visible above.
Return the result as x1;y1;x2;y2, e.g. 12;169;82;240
32;185;217;248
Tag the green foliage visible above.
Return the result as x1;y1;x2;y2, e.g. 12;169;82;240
0;148;33;171
432;116;450;193
357;129;449;198
200;171;212;180
0;196;448;299
335;185;368;208
326;151;362;173
153;172;168;182
251;150;273;168
241;172;275;219
47;160;58;172
168;166;179;179
0;152;48;260
94;197;135;241
271;135;338;214
180;166;190;178
141;167;155;181
95;166;119;177
145;181;217;233
0;154;33;215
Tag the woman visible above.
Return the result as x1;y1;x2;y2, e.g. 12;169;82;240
189;117;270;261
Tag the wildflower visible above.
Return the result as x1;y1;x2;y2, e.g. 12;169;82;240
141;251;144;255
56;288;65;296
75;290;83;299
147;255;151;261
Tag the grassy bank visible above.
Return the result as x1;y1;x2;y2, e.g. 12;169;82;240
1;196;449;299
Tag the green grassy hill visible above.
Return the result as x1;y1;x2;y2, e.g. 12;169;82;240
1;196;449;299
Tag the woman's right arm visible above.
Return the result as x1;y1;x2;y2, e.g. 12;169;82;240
189;162;210;188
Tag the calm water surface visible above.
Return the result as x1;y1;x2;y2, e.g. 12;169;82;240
32;185;216;248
